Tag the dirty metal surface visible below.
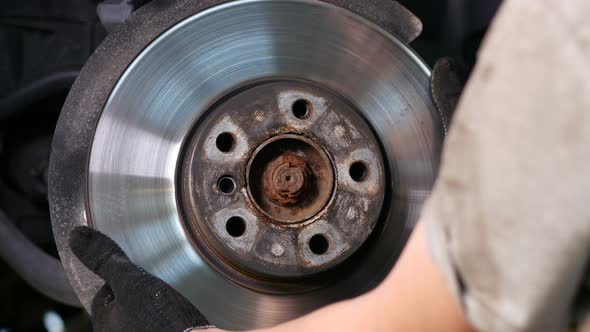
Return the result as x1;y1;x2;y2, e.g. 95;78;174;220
247;134;335;224
180;81;385;284
262;153;313;208
49;0;442;330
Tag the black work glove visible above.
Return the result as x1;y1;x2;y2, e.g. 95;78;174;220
69;226;213;332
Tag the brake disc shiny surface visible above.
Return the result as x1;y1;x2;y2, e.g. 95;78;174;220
52;0;443;329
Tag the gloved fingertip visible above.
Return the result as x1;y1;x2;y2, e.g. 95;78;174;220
69;226;92;255
69;225;93;244
69;226;107;257
68;226;130;277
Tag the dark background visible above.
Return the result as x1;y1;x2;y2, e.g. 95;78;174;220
0;0;501;330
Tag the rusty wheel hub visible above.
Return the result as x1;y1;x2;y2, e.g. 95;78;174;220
181;81;386;284
268;156;309;206
248;135;334;223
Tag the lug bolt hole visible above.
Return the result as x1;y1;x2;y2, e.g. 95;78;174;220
226;217;246;237
292;99;311;119
218;176;236;195
309;234;329;255
349;161;368;182
216;132;236;153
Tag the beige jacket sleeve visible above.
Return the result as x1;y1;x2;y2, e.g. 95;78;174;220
422;0;590;331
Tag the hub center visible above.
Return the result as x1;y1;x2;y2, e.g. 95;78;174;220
268;155;310;205
247;134;334;224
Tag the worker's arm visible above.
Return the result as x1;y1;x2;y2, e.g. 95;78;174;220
250;222;473;332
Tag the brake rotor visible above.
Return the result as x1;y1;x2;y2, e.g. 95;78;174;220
49;0;444;330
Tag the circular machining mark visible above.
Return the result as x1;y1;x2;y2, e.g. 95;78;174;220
48;0;446;329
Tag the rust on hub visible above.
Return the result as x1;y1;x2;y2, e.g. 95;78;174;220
181;81;386;283
266;154;311;206
247;134;334;224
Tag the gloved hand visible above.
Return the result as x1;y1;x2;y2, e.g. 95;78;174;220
69;226;213;332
